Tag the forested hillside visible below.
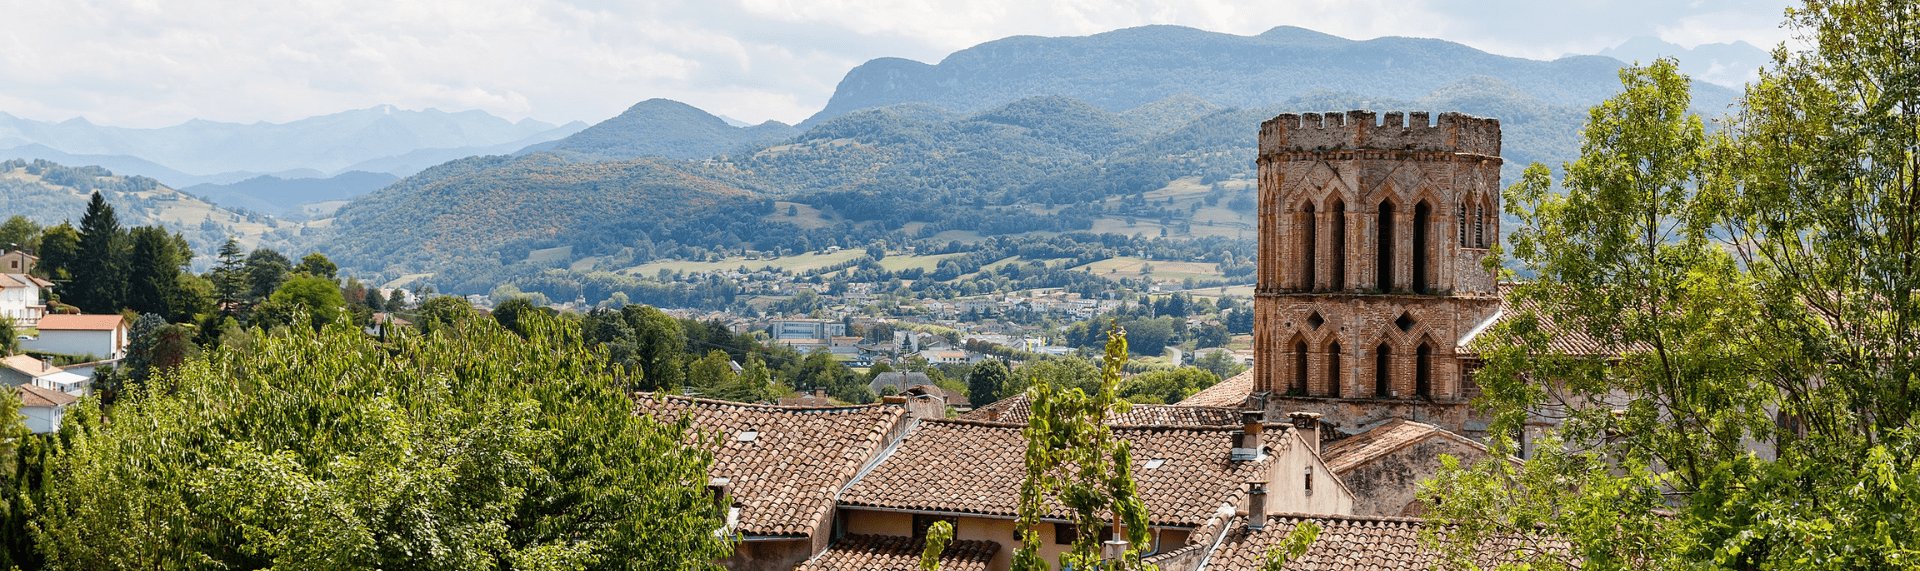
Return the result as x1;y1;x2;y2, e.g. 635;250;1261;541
522;99;799;161
0;159;305;260
324;153;757;276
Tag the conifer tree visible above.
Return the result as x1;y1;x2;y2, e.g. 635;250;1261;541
68;192;126;313
125;226;188;320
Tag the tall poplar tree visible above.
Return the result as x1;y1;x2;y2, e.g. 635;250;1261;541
68;192;126;314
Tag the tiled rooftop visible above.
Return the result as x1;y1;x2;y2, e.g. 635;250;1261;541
1198;514;1570;570
1180;368;1256;407
633;394;906;538
1461;283;1646;357
1321;418;1487;474
964;392;1242;426
794;534;998;571
840;419;1281;528
35;314;124;331
16;383;77;407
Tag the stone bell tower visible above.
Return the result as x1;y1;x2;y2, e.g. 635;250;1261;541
1251;110;1504;433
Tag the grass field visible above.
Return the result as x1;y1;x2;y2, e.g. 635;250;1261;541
1072;256;1222;282
875;252;966;272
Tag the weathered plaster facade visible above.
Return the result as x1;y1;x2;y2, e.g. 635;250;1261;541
1254;110;1504;436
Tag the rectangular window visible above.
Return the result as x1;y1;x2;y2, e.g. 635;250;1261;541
913;514;958;540
1053;523;1113;545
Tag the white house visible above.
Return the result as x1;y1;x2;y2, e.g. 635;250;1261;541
0;273;52;327
0;354;60;387
16;383;77;433
21;314;128;359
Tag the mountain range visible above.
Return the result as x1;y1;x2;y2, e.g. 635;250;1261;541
5;24;1758;293
0;106;585;185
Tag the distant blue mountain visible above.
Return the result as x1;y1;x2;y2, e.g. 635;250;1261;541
0;105;576;176
1598;36;1773;87
183;171;402;215
802;25;1738;128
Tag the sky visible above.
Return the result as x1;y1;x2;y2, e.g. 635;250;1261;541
0;0;1800;129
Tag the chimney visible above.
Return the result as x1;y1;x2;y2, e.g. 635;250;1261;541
707;477;733;513
1101;539;1130;562
1246;481;1269;530
1289;412;1323;455
814;389;827;398
40;357;51;372
882;394;909;405
1232;410;1264;461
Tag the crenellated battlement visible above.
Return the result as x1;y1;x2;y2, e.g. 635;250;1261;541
1260;110;1500;157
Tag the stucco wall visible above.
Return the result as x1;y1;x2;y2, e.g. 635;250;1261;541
720;538;812;571
22;330;122;359
21;404;62;434
1264;430;1354;516
841;510;1187;571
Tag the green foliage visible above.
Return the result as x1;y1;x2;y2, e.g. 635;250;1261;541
265;275;349;330
0;216;41;253
125;226;194;320
212;237;247;311
1430;5;1920;566
1117;367;1219;404
34;223;79;282
69;192;126;313
31;311;734;570
1193;350;1247;381
1011;323;1153;571
968;359;1011;406
920;519;954;571
414;295;478;335
244;248;293;301
295;252;338;279
1258;521;1321;571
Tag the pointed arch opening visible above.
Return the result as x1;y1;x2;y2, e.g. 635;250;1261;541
1328;197;1346;290
1374;343;1392;397
1416;343;1434;398
1302;201;1317;291
1376;201;1395;291
1294;339;1310;394
1327;341;1343;397
1413;200;1431;294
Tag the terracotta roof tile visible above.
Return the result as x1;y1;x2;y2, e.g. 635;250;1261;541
1180;368;1256;407
1;354;59;376
16;384;77;407
1320;419;1489;474
841;419;1281;527
1461;283;1648;357
35;314;124;331
963;392;1242;426
1200;514;1571;570
795;534;998;571
633;394;906;538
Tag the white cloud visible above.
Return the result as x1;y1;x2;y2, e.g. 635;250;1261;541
0;0;1799;129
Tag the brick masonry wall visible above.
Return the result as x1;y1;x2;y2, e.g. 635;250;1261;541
1253;109;1503;435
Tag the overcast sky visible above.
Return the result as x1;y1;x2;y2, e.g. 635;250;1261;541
0;0;1799;129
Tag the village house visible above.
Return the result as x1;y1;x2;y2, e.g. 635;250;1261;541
15;383;77;434
20;314;128;359
0;354;90;396
0;250;36;274
0;273;53;327
824;412;1351;571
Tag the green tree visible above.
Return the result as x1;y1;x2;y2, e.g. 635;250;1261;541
491;296;540;337
243;248;292;301
264;275;348;330
969;359;1011;406
34;223;80;282
69;192;127;313
1011;324;1151;570
31;311;734;569
414;295;477;335
920;519;954;571
125;226;190;320
619;305;687;391
293;252;337;279
1429;6;1920;567
1117;367;1219;404
0;216;41;254
1193;350;1247;381
210;237;247;313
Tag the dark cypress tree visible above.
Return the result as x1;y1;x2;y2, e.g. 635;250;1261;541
125;226;187;319
69;192;127;313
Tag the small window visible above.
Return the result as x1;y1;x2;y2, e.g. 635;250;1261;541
1304;465;1315;496
1395;313;1416;332
914;514;958;540
1306;312;1324;330
735;431;759;442
1143;458;1167;470
1054;523;1113;545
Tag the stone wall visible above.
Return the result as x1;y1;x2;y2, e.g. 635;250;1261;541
1337;435;1491;517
